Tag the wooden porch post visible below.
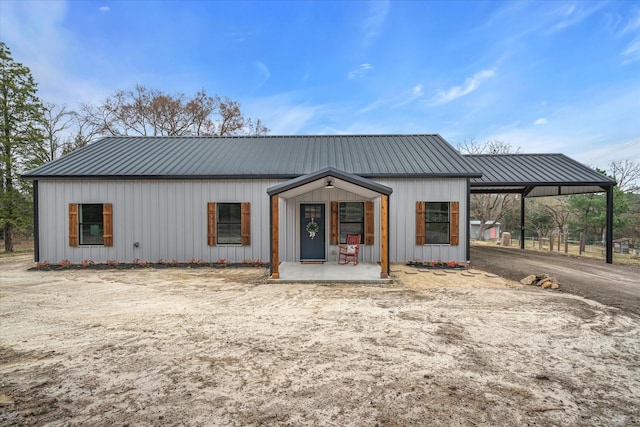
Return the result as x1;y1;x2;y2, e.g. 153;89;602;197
380;194;389;279
270;195;280;279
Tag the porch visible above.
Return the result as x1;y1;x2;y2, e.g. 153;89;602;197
267;262;394;284
267;167;393;281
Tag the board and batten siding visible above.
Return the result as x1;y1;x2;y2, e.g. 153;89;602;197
375;178;468;263
37;179;283;264
282;187;379;263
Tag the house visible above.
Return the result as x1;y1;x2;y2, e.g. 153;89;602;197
23;134;618;279
613;238;631;254
23;134;483;278
470;220;501;240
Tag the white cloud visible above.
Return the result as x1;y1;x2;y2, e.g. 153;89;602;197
99;6;110;12
348;64;373;79
358;84;424;113
429;70;496;106
254;61;271;84
245;91;328;134
621;10;640;64
534;118;548;125
361;0;390;48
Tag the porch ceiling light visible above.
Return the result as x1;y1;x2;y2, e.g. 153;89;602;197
325;179;334;189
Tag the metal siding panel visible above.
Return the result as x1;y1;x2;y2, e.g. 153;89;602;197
377;178;467;263
36;179;276;264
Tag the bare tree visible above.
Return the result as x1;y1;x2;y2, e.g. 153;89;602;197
459;138;520;240
457;137;521;155
526;199;555;249
39;103;76;161
609;160;640;193
77;85;268;140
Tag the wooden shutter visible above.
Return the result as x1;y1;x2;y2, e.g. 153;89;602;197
69;203;78;247
450;201;460;246
415;201;425;245
207;202;216;246
103;203;113;247
241;202;251;246
364;201;374;245
330;201;338;245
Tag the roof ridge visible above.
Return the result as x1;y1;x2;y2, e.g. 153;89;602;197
100;133;441;139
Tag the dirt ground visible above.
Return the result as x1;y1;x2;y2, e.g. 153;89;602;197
471;244;640;317
1;255;639;426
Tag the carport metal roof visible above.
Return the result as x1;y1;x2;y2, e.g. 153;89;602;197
463;153;617;264
464;154;616;197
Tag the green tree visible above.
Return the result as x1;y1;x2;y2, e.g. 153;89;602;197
568;186;628;248
0;42;44;252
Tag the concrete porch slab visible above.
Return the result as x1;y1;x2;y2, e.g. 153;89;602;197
268;261;393;284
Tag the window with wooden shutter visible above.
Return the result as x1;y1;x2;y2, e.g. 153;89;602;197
210;202;249;246
364;201;374;245
103;203;113;247
450;201;459;246
241;202;251;246
425;202;450;244
72;203;111;246
339;202;364;244
207;202;216;246
415;201;425;245
330;201;338;245
69;204;78;247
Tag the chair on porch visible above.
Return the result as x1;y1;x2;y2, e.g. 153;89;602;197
338;234;361;265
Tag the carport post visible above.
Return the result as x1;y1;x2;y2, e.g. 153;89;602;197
606;185;613;264
520;194;525;250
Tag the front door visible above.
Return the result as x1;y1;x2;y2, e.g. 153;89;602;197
300;203;326;261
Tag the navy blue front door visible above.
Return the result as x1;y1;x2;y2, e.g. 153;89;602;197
300;204;325;261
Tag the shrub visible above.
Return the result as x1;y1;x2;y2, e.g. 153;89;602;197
35;261;50;270
59;259;72;269
81;260;95;268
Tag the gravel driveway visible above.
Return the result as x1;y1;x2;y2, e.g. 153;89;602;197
470;245;640;316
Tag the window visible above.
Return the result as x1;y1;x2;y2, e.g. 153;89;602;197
330;201;374;245
415;201;459;246
79;204;104;245
69;203;113;247
207;202;250;246
425;202;450;244
339;202;364;244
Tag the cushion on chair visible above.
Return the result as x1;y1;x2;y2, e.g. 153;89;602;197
346;245;356;254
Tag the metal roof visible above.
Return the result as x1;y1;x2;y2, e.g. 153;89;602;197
465;154;616;197
23;134;482;179
267;167;393;198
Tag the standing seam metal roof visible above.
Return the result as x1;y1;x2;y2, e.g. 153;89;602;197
464;154;615;186
23;134;482;179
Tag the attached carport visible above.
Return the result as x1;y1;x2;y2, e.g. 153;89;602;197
464;154;618;263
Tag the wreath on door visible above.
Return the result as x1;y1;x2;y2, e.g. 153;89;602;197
306;218;319;239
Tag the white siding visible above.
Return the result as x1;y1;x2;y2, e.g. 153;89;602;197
375;178;468;263
37;179;283;264
37;177;468;265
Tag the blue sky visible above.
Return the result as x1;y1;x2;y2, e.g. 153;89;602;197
1;0;639;170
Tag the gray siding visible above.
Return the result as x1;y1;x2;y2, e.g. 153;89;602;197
376;178;468;263
278;178;467;264
37;179;283;264
37;177;468;265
